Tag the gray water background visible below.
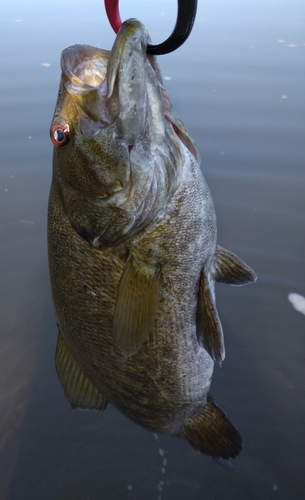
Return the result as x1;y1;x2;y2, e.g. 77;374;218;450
0;0;304;498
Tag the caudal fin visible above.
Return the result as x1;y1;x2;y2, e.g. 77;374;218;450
182;395;243;459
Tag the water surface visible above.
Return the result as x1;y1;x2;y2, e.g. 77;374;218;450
0;1;304;499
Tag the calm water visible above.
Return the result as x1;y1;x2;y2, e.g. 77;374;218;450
0;0;304;499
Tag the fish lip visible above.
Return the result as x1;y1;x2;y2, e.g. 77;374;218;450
61;45;109;92
106;19;149;99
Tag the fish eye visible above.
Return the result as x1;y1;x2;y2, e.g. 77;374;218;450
50;123;70;147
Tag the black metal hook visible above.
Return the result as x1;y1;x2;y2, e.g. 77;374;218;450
104;0;197;55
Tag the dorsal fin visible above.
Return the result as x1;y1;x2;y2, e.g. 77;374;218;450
114;254;160;356
214;246;257;286
196;269;225;365
55;330;108;411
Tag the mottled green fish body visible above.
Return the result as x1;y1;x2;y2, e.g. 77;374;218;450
48;20;256;461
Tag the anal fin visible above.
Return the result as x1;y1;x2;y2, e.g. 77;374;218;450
196;269;225;365
114;254;160;356
55;330;108;411
182;395;243;460
214;246;257;285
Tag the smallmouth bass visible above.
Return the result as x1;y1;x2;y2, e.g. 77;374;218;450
48;19;256;461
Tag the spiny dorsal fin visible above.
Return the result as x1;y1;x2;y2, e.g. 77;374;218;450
114;254;160;356
214;246;257;286
55;330;108;411
196;269;225;365
182;395;243;460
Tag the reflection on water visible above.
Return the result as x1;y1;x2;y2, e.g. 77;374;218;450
0;0;304;499
288;293;305;315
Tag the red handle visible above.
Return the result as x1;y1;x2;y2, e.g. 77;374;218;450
104;0;122;33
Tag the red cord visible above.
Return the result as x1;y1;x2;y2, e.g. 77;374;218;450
104;0;122;33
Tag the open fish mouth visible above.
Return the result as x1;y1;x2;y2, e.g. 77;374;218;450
58;20;156;142
56;19;197;157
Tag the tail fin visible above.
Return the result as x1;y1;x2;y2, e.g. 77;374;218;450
182;395;243;459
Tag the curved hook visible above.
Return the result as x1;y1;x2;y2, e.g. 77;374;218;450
104;0;197;55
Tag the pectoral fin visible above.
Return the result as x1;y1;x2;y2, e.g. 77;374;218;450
196;270;225;365
114;254;160;356
214;246;257;285
182;395;243;460
55;330;108;411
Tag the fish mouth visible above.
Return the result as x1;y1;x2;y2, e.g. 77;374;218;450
59;20;161;143
72;57;107;88
59;19;197;159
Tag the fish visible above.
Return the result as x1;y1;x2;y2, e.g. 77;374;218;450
48;19;257;461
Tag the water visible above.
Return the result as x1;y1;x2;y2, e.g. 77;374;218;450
0;0;304;498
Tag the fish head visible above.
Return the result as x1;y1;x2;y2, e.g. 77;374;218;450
50;19;198;245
